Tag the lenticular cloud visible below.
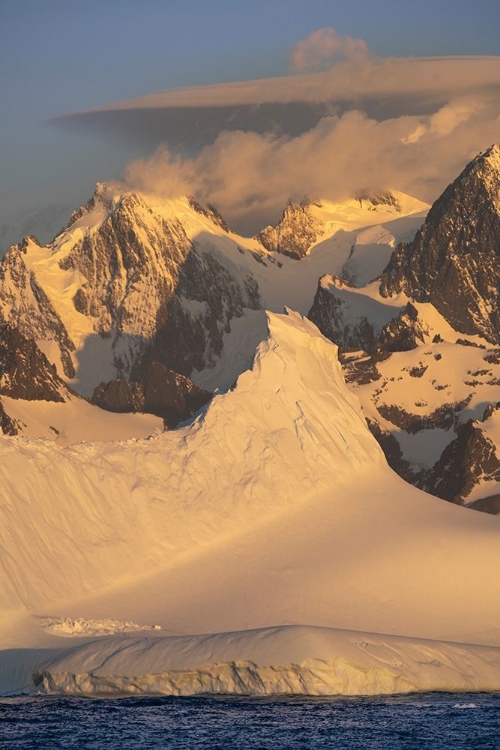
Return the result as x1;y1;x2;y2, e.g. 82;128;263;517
53;40;500;232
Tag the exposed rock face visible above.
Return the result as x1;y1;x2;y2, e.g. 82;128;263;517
0;401;18;435
62;190;260;382
373;303;431;361
307;271;408;355
141;248;259;378
92;362;212;428
365;417;415;483
0;188;261;395
0;238;75;378
59;193;194;340
468;495;500;515
380;145;500;343
256;200;323;259
376;399;471;436
0;323;66;402
421;405;500;504
308;279;377;353
354;191;403;212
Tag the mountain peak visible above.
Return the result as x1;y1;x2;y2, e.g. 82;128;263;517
472;143;500;171
255;201;323;259
380;146;500;343
455;144;500;197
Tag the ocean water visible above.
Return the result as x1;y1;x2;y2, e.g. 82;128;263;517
1;693;499;749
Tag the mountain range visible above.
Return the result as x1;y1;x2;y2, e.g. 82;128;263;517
1;146;500;697
1;150;498;510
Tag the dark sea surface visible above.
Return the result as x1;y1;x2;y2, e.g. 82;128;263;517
1;693;499;749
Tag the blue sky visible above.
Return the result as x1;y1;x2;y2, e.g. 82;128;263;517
2;0;500;244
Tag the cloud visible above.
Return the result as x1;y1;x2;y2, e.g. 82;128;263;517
52;55;500;159
55;56;500;114
123;97;500;233
290;27;369;72
49;29;500;233
403;99;486;143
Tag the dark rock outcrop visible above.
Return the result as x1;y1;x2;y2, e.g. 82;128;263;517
142;248;260;378
467;495;500;515
308;277;378;353
372;303;428;361
420;406;500;504
366;418;415;483
0;400;18;435
188;197;232;233
0;323;67;403
0;239;75;377
376;398;471;435
256;200;322;259
354;191;403;212
92;361;212;428
380;145;500;343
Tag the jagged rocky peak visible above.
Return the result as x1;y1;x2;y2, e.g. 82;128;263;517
0;182;261;399
380;144;500;343
92;361;212;428
373;303;430;361
18;234;41;251
57;184;260;377
65;181;118;229
255;199;323;259
0;322;68;403
59;191;195;340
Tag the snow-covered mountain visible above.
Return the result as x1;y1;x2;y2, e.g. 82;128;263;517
380;145;500;343
0;320;162;444
309;147;500;514
1;311;500;696
256;191;427;267
0;189;260;395
1;154;498;506
0;183;426;424
1;149;500;697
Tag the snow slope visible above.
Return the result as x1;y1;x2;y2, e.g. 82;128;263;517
1;311;500;696
0;393;162;445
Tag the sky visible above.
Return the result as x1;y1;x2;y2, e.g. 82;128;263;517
2;0;500;245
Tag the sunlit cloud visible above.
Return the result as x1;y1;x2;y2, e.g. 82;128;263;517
50;28;500;232
123;98;500;233
290;27;369;71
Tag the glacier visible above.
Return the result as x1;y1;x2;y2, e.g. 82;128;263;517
1;310;500;696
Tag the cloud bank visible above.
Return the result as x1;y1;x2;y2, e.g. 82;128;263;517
52;30;500;232
124;97;500;233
